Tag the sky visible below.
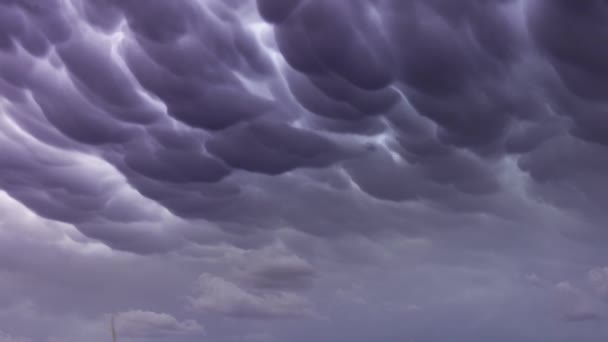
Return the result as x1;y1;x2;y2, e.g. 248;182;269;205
0;0;608;341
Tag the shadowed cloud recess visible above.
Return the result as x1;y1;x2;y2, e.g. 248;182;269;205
1;0;608;341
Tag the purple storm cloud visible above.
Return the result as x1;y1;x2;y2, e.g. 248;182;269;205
1;0;608;341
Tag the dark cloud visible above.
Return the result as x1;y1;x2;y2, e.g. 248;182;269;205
1;0;608;341
0;0;571;243
527;0;608;145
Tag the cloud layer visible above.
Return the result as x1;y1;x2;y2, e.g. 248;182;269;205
1;0;608;341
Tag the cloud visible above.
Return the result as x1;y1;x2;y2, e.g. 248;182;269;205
0;331;31;342
242;254;315;290
229;332;274;342
555;282;601;323
525;273;544;287
113;310;203;338
588;268;608;300
0;0;604;260
233;243;317;291
0;0;555;251
190;273;315;319
1;0;608;341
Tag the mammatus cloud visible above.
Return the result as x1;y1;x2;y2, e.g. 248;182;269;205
0;0;606;251
1;0;608;341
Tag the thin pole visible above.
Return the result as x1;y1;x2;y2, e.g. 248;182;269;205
111;315;117;342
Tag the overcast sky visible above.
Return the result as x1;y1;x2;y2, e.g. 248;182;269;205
1;0;608;341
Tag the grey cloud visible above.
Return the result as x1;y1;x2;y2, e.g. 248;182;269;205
241;255;315;291
190;273;315;319
228;331;274;342
527;0;608;146
2;0;608;341
0;331;31;342
113;310;203;338
0;0;599;252
519;135;608;226
588;268;608;300
555;281;602;322
205;119;358;175
233;244;316;291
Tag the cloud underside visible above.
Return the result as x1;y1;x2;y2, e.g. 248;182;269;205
2;0;608;341
0;0;606;255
